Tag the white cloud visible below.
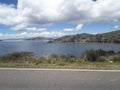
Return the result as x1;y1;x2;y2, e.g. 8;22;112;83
0;4;17;25
1;0;120;39
21;32;28;36
0;33;3;38
114;25;119;29
76;24;83;31
11;24;27;31
0;33;3;36
0;0;120;26
63;28;74;32
26;27;47;31
63;24;83;32
0;31;65;39
11;24;47;31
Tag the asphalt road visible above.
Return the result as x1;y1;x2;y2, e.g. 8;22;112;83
0;69;120;90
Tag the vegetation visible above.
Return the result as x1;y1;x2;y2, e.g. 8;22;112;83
0;50;120;69
25;37;53;41
82;49;115;62
0;52;34;63
49;30;120;43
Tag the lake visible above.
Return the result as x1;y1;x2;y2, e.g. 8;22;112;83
0;40;120;56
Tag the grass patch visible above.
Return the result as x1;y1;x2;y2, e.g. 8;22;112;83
0;50;120;69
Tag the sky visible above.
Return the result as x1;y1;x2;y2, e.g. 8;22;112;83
0;0;120;39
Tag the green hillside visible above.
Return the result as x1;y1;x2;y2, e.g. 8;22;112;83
49;30;120;43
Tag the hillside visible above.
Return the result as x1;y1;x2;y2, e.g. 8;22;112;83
25;37;53;41
48;30;120;43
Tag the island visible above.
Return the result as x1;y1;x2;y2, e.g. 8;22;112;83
48;30;120;43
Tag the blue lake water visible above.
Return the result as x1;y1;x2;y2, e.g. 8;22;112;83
0;40;120;56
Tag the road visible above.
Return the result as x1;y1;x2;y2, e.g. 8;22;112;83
0;68;120;90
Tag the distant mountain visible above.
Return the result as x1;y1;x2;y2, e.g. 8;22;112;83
0;40;2;41
25;37;53;41
1;38;24;41
48;30;120;43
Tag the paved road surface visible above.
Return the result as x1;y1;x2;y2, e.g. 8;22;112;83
0;69;120;90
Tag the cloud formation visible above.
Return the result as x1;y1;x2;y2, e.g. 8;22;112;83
114;25;119;29
63;24;83;32
0;31;65;39
0;0;120;26
11;24;47;31
0;0;120;38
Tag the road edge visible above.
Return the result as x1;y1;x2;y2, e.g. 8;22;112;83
0;68;120;72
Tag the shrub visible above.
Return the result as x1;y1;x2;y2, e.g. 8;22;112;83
0;52;34;62
97;56;106;62
111;54;120;62
82;49;115;62
42;54;58;60
60;54;76;63
83;50;99;61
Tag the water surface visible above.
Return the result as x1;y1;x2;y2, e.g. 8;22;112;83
0;40;120;56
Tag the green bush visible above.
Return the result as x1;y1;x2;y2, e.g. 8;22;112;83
83;50;99;61
97;56;106;62
0;50;119;66
0;52;34;62
110;54;120;62
83;49;115;62
59;54;76;62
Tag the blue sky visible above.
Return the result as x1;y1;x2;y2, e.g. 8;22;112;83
0;0;120;39
0;0;17;5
